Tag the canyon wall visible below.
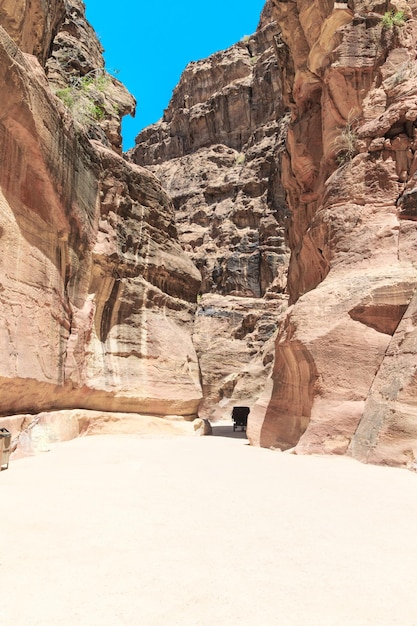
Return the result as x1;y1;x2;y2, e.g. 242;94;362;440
0;0;203;453
2;0;417;468
247;0;417;468
130;12;290;419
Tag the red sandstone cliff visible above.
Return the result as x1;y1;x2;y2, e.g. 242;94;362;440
247;0;417;469
0;0;202;452
130;14;290;419
2;0;417;469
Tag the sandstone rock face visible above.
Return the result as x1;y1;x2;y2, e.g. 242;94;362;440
131;15;290;420
0;24;99;415
248;0;417;468
0;0;65;64
0;1;203;453
76;142;202;417
45;0;135;154
3;0;417;469
133;18;284;164
2;409;197;458
193;293;286;419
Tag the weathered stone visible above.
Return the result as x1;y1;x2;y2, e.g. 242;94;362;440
130;14;290;421
349;289;417;468
193;293;286;420
45;0;135;153
3;410;196;458
3;0;417;468
193;418;213;436
131;19;285;163
0;0;65;64
70;142;203;417
0;24;99;416
0;6;203;444
248;0;417;467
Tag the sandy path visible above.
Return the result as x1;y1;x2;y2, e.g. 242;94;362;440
1;431;417;625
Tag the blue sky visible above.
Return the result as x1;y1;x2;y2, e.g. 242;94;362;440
84;0;266;150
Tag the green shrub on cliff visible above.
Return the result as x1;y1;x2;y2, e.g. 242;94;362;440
55;69;110;126
235;152;245;165
382;10;406;28
55;86;74;109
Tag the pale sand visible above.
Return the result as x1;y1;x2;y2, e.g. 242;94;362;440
1;430;417;625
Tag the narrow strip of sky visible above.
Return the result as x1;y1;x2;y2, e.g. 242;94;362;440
85;0;266;150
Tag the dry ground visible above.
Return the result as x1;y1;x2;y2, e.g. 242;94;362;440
1;427;417;625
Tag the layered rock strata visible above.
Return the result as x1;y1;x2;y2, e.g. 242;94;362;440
3;0;417;469
45;0;135;153
0;0;65;65
248;0;417;468
131;14;290;419
0;1;203;453
193;293;286;419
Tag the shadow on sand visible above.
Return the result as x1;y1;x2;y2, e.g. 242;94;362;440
210;422;248;440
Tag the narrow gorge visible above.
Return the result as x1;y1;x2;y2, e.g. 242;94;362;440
1;0;417;469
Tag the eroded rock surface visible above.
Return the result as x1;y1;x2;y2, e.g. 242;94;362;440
2;0;417;468
130;13;290;419
45;0;135;153
193;293;286;419
0;0;65;64
2;409;197;458
248;0;417;468
0;1;202;453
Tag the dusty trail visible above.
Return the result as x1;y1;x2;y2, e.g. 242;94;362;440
1;430;417;625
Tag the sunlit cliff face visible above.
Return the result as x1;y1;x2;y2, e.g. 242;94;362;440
0;0;203;455
247;0;417;468
1;0;417;467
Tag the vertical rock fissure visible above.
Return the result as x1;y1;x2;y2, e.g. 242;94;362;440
99;278;119;343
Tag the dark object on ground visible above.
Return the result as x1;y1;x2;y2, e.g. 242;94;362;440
232;407;250;432
0;428;11;470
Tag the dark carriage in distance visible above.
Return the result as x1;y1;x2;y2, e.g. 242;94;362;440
231;406;250;432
